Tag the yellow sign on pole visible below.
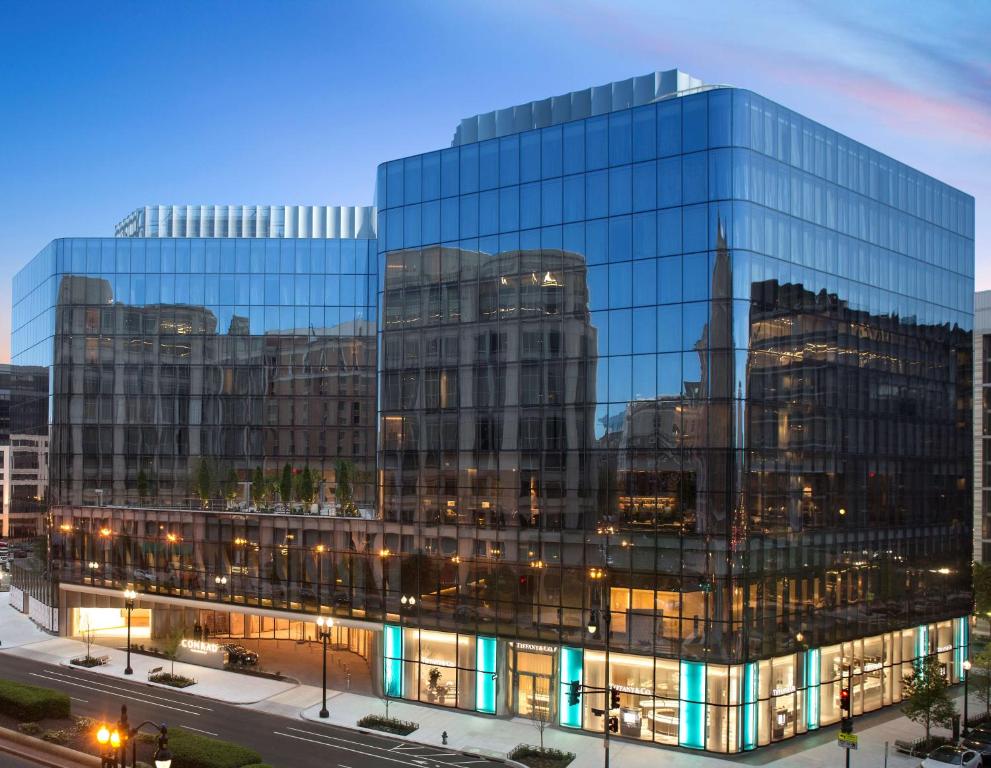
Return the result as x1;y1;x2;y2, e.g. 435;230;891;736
838;732;858;750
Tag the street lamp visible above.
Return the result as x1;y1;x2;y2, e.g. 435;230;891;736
964;658;972;733
96;723;118;768
314;544;326;612
316;615;333;718
214;574;228;599
123;588;137;675
118;704;171;768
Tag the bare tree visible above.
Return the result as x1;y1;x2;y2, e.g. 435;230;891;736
528;687;551;751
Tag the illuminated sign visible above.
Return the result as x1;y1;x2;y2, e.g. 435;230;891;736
181;638;220;655
937;644;953;653
771;685;796;696
612;683;653;696
862;662;883;673
510;641;557;655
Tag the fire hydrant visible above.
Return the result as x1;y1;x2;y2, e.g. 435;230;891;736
442;731;448;745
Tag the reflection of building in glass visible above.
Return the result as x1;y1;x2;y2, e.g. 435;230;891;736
15;71;975;755
379;246;598;530
14;237;378;510
975;290;991;563
0;363;49;537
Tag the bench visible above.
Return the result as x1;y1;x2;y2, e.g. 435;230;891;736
148;666;163;679
94;655;110;666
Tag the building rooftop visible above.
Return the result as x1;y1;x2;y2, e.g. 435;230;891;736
452;69;716;146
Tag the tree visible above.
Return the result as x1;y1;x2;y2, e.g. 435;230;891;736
335;459;357;515
136;468;149;501
528;686;552;752
162;624;186;677
251;466;265;506
297;466;315;505
196;458;212;505
902;654;956;743
225;468;240;504
973;645;991;717
280;463;294;505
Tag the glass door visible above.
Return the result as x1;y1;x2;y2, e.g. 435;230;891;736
517;672;553;721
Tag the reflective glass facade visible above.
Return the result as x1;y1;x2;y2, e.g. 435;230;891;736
15;75;976;755
375;84;974;750
12;237;377;508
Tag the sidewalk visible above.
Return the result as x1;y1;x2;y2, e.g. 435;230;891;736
1;604;973;767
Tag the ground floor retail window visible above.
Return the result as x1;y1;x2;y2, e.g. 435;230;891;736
72;606;150;639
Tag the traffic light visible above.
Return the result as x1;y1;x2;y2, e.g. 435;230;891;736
567;680;581;707
610;687;621;710
839;685;853;733
608;716;619;733
839;686;850;717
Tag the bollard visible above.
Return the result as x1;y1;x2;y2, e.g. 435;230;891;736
442;731;448;745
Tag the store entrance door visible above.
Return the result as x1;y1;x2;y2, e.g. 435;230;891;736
517;672;553;722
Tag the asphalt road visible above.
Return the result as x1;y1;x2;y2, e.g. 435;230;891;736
0;654;504;768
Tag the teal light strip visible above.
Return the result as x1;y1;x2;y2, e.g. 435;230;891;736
475;636;497;714
679;661;706;749
955;618;968;681
558;647;583;728
741;661;758;750
916;624;929;669
383;624;403;698
805;649;820;730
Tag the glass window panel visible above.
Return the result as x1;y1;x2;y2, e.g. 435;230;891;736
521;131;541;182
658;100;682;157
499;187;520;232
587;115;608;170
659;209;682;257
542;179;563;226
479;139;499;190
563;175;585;223
500;135;520;186
563;121;585;175
610;166;633;215
633;212;657;260
541;126;563;178
633;104;656;161
633;259;657;306
609;216;632;264
609;261;632;308
633;161;657;212
586;171;608;220
683;94;708;152
683;153;708;204
609;110;632;166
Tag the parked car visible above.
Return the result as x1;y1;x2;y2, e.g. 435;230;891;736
223;644;259;666
959;735;991;765
453;604;479;622
132;568;157;583
332;592;352;608
920;744;982;767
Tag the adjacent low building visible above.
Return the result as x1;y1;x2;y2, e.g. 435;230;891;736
13;71;976;754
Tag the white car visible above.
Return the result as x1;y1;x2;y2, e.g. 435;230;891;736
920;745;982;767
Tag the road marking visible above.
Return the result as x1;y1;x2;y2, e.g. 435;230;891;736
180;725;218;736
40;669;213;711
27;672;204;716
275;730;475;767
71;696;89;703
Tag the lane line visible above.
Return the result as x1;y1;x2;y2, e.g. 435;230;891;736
274;731;461;768
71;696;89;703
27;672;204;716
180;725;219;736
41;668;213;711
284;726;466;763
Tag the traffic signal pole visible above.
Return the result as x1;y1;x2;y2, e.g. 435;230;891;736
840;678;852;768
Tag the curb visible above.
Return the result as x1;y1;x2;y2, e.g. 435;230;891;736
0;725;101;768
56;658;300;706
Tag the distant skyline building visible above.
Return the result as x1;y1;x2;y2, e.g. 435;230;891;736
115;204;376;240
11;69;975;756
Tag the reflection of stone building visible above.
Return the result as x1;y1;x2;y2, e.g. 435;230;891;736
46;262;376;509
379;247;598;530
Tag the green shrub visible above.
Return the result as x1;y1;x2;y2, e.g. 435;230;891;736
0;679;70;721
17;722;41;736
42;728;69;745
356;714;418;735
508;744;576;768
169;727;263;768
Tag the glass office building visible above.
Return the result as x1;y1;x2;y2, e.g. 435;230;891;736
374;72;974;750
12;236;378;509
16;71;975;754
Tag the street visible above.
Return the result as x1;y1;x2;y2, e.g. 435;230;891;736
0;654;503;768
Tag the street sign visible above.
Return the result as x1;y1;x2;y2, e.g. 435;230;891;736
838;732;858;750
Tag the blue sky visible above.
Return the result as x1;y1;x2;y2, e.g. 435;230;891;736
1;0;988;361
